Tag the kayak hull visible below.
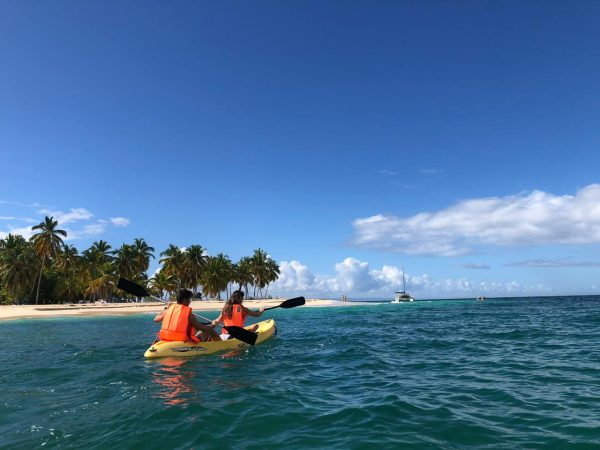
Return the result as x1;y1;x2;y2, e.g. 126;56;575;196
143;319;277;358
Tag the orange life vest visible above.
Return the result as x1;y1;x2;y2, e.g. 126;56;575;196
158;304;200;342
222;304;246;333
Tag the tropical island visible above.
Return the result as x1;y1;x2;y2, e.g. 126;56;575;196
0;216;281;305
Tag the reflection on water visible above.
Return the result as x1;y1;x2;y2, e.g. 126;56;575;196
147;350;256;407
151;357;196;406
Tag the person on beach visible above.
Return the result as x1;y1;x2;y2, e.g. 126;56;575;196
153;289;221;342
211;290;265;339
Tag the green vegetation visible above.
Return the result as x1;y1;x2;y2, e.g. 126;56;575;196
0;216;280;305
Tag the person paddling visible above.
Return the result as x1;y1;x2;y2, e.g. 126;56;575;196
154;289;221;342
211;290;264;339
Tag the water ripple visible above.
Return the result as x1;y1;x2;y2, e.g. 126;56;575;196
1;297;600;448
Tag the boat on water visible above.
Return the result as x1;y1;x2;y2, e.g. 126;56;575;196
391;291;414;303
143;319;277;358
391;265;414;302
476;296;486;301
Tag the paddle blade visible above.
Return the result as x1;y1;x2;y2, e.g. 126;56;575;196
279;296;305;309
117;278;150;298
224;326;258;346
264;296;306;311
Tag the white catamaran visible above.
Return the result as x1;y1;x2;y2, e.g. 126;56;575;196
391;266;414;303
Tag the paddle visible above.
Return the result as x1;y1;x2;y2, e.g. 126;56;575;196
117;278;257;345
117;278;156;299
221;326;258;346
219;297;305;345
263;296;305;311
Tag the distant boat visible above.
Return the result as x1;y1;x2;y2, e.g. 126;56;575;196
476;295;486;301
391;265;414;303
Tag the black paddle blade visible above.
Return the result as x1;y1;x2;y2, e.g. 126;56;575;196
279;296;305;309
117;278;150;298
264;296;306;311
224;326;258;346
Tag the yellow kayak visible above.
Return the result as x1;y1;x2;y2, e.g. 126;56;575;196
143;319;277;358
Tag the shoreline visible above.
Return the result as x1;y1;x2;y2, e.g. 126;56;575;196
0;298;366;321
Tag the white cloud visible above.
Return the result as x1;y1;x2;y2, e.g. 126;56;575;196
0;200;44;208
0;225;35;240
110;217;130;227
0;216;36;223
270;257;552;299
274;261;316;291
63;223;106;240
332;257;379;292
1;204;129;241
462;263;490;269
38;208;94;224
351;184;600;256
506;259;600;268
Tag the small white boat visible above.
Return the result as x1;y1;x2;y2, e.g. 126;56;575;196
476;295;486;301
391;291;414;303
391;265;414;302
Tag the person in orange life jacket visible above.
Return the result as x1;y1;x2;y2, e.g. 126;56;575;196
153;289;221;342
211;290;264;339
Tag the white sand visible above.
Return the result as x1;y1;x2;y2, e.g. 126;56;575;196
0;298;361;321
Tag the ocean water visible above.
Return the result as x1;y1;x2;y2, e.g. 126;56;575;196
1;297;599;449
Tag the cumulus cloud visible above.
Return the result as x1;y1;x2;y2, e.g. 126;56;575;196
274;261;316;291
38;208;94;224
351;184;600;256
506;259;600;268
269;257;547;299
0;226;35;240
1;203;130;241
110;217;130;227
64;223;107;240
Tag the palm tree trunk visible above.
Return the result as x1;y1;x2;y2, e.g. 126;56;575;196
35;255;45;305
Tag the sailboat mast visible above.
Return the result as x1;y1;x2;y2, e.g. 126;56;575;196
402;264;406;293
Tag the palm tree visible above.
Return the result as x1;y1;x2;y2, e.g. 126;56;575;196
250;248;269;298
82;240;112;301
184;245;207;295
89;240;112;263
113;244;138;281
159;244;185;289
54;272;85;303
149;270;177;301
201;254;232;300
31;216;67;304
0;234;37;303
248;249;280;298
233;257;254;297
53;244;83;303
87;262;117;300
55;245;80;275
132;238;155;275
263;259;281;298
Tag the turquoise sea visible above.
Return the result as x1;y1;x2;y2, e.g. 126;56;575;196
1;296;599;449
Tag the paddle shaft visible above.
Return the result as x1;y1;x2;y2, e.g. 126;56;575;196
263;296;306;311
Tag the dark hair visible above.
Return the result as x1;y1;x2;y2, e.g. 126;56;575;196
222;290;244;318
177;289;193;304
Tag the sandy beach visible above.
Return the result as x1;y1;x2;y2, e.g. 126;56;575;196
0;298;361;321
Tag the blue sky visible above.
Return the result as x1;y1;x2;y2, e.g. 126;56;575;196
1;1;600;299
